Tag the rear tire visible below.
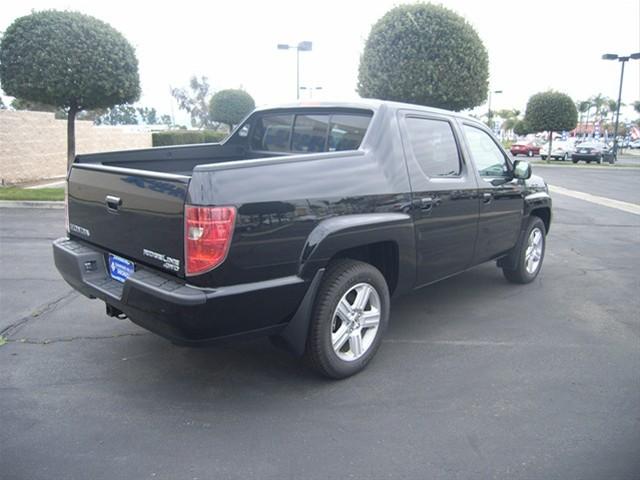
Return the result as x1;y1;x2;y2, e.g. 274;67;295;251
503;217;546;284
541;155;547;160
572;158;578;164
305;259;390;379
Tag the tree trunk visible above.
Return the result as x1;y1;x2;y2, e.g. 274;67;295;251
584;109;591;139
67;105;78;169
578;111;583;134
547;131;553;164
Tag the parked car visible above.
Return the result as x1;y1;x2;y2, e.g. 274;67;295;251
540;141;575;161
571;142;614;164
510;141;541;157
53;100;552;379
629;139;640;149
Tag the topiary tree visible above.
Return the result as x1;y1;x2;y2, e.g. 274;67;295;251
209;89;255;132
0;11;140;167
524;91;577;162
513;119;531;137
357;3;488;110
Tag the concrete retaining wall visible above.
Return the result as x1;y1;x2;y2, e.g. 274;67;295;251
0;110;152;184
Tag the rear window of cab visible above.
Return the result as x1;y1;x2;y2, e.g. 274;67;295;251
249;111;373;153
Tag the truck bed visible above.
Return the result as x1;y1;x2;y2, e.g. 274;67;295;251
75;141;283;176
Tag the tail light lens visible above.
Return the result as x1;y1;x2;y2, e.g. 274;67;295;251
185;205;236;276
64;184;69;234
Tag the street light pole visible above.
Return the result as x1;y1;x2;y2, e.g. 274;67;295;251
602;52;640;159
278;41;313;100
296;48;300;100
612;60;625;154
487;89;502;131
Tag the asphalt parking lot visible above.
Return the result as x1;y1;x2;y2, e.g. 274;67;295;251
1;166;639;480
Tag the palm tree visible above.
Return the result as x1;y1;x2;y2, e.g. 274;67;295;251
577;100;591;135
590;94;609;125
497;108;521;133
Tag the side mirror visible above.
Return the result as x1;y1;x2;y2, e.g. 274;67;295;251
513;160;532;180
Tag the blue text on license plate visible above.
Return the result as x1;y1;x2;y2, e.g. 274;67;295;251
108;254;135;283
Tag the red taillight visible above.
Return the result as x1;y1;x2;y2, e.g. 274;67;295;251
184;205;236;276
64;184;69;234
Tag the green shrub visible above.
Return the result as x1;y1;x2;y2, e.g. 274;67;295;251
203;130;228;143
152;130;227;147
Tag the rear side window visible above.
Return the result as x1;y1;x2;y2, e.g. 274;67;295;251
251;114;293;152
251;112;371;153
292;115;330;152
328;115;371;151
404;117;461;177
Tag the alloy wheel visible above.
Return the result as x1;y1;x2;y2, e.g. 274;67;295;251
525;227;543;275
331;283;381;361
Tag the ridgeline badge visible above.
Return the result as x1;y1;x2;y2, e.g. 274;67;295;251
143;248;180;272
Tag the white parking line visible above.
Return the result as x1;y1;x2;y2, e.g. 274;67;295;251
549;185;640;216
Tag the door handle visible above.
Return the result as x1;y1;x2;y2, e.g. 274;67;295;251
420;197;433;210
482;192;493;204
414;196;442;211
105;195;122;212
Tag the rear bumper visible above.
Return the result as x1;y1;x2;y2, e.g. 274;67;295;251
572;151;616;162
541;151;569;158
511;149;536;156
53;238;308;345
571;153;601;161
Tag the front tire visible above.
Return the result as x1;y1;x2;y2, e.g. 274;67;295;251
305;259;390;379
503;217;546;284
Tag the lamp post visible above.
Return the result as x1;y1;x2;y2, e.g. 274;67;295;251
277;41;313;100
299;86;323;99
602;52;640;159
487;89;503;131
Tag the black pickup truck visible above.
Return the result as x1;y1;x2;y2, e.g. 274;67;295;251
54;100;552;378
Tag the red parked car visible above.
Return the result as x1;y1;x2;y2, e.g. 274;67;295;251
510;142;540;157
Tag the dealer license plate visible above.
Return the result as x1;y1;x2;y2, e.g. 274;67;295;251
108;254;134;283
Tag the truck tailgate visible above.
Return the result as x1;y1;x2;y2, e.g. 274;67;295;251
67;165;189;277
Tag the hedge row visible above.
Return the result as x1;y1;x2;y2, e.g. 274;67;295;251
152;130;227;147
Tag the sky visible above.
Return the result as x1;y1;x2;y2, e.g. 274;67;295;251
2;0;640;124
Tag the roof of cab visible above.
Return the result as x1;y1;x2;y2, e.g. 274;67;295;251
253;98;475;122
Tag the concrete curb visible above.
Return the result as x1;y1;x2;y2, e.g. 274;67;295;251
531;163;640;170
0;200;64;209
